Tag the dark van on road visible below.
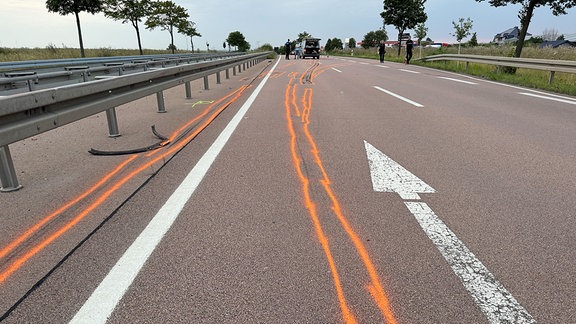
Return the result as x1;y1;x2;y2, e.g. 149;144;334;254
300;38;321;59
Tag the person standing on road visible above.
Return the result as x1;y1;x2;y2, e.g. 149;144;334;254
405;37;414;64
294;44;300;59
378;40;386;63
285;39;291;60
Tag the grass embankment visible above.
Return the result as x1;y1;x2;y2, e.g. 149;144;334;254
0;46;177;62
332;45;576;96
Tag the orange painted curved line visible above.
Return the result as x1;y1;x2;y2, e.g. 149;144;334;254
0;86;249;284
301;88;311;123
299;89;397;324
0;155;138;262
284;84;357;324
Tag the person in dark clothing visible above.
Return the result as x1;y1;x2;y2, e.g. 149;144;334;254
378;41;386;63
285;39;291;60
405;38;414;64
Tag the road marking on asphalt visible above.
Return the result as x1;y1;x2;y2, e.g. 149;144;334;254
190;100;214;108
437;76;478;85
373;86;424;108
70;58;281;324
404;202;535;324
399;69;420;74
519;92;576;105
332;68;343;73
376;65;389;68
365;141;535;323
364;141;435;200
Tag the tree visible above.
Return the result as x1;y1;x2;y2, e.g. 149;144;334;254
469;32;479;47
145;0;190;54
180;21;201;52
227;31;250;52
348;38;357;49
542;27;560;41
475;0;576;58
451;17;473;54
46;0;103;58
325;38;343;51
381;0;427;55
414;23;428;46
297;31;313;42
103;0;152;55
361;30;388;49
325;39;333;51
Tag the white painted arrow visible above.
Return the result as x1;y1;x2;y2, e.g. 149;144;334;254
364;140;535;323
364;141;435;200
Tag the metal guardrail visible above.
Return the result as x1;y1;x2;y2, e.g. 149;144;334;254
0;53;244;95
420;54;576;84
0;52;272;191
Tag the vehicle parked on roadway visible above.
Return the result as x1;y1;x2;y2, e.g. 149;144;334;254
299;38;321;59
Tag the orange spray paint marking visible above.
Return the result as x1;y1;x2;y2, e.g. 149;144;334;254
0;86;250;284
296;84;397;323
284;83;357;324
0;155;138;262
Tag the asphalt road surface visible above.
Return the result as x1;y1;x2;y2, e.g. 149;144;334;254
1;54;576;323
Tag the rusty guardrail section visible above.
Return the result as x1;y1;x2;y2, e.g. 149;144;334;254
0;52;271;191
421;54;576;84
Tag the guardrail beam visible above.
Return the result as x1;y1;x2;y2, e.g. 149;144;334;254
0;52;271;188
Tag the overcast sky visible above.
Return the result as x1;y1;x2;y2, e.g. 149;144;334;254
1;0;575;51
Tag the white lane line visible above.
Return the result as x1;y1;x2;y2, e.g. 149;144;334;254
70;58;282;324
399;69;420;74
519;92;576;105
332;68;342;73
373;86;424;108
437;76;478;85
404;202;535;324
376;65;389;68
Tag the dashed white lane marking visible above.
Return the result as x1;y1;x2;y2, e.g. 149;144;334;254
373;86;424;108
332;68;342;73
404;202;535;324
70;58;281;324
399;69;420;74
437;76;478;85
519;92;576;105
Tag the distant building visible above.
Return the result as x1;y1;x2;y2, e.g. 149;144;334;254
563;33;576;42
539;40;576;48
493;27;532;44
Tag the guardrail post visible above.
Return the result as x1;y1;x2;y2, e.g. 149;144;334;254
1;145;23;192
549;71;555;84
233;66;237;76
203;76;210;90
157;91;167;113
216;71;221;84
185;81;192;99
105;108;121;137
226;68;230;79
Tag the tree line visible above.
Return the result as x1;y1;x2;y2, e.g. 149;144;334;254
379;0;576;59
45;0;251;57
